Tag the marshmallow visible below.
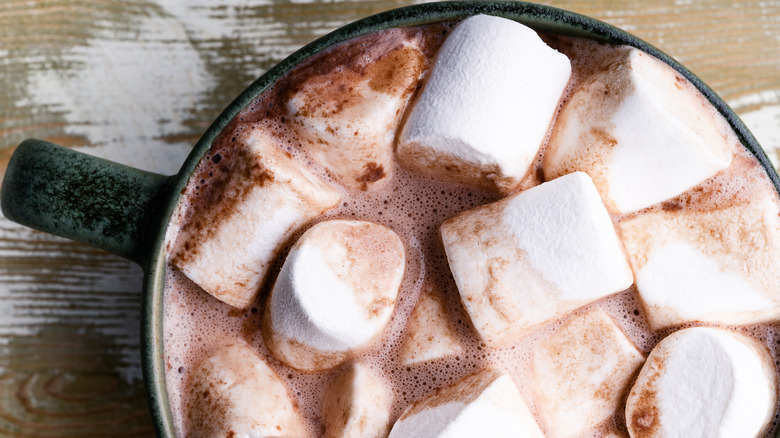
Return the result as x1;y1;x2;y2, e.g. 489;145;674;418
388;367;544;438
323;363;393;438
531;308;645;438
618;193;780;330
543;47;735;214
170;130;340;308
399;286;463;366
625;327;777;437
186;341;307;438
440;172;633;346
397;15;571;193
288;29;426;190
264;220;405;371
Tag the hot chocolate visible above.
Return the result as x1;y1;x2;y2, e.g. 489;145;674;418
162;17;780;438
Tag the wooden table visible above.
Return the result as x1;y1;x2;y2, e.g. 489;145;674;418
0;0;778;436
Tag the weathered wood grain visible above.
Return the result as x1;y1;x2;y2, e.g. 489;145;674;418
0;0;778;436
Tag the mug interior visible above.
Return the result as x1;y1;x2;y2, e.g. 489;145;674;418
140;2;780;436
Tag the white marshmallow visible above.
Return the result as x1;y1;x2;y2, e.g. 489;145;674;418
170;130;340;308
399;286;463;366
531;308;645;438
264;220;405;371
440;172;633;346
397;14;571;193
323;363;393;438
543;47;735;214
388;367;544;438
625;327;777;437
186;341;307;438
288;29;426;190
618;193;780;330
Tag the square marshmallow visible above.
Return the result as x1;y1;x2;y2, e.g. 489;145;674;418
440;172;633;346
543;47;735;214
618;186;780;330
170;130;340;308
399;286;464;366
264;220;405;371
626;327;776;437
532;308;644;438
288;29;426;190
397;14;571;193
388;367;544;438
187;342;307;438
323;363;393;438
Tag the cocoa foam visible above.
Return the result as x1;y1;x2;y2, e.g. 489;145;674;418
162;23;780;438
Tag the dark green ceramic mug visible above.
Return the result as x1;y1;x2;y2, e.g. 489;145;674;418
2;1;779;436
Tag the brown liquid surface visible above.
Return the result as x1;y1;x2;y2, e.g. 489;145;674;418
162;22;780;437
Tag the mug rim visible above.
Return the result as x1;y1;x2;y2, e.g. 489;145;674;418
141;1;780;436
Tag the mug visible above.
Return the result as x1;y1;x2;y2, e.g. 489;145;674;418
2;2;779;436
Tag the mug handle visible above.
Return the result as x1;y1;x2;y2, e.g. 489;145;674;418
1;139;174;267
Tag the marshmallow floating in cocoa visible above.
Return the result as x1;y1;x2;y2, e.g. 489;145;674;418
619;187;780;330
543;47;735;214
288;29;426;190
626;327;777;437
186;341;307;438
397;14;571;193
440;172;633;346
323;363;393;438
264;220;405;371
170;130;340;309
388;367;544;438
398;286;463;366
532;308;644;438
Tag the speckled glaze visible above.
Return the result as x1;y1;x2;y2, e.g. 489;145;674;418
1;2;778;437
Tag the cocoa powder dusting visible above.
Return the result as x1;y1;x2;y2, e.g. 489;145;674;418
357;162;386;189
